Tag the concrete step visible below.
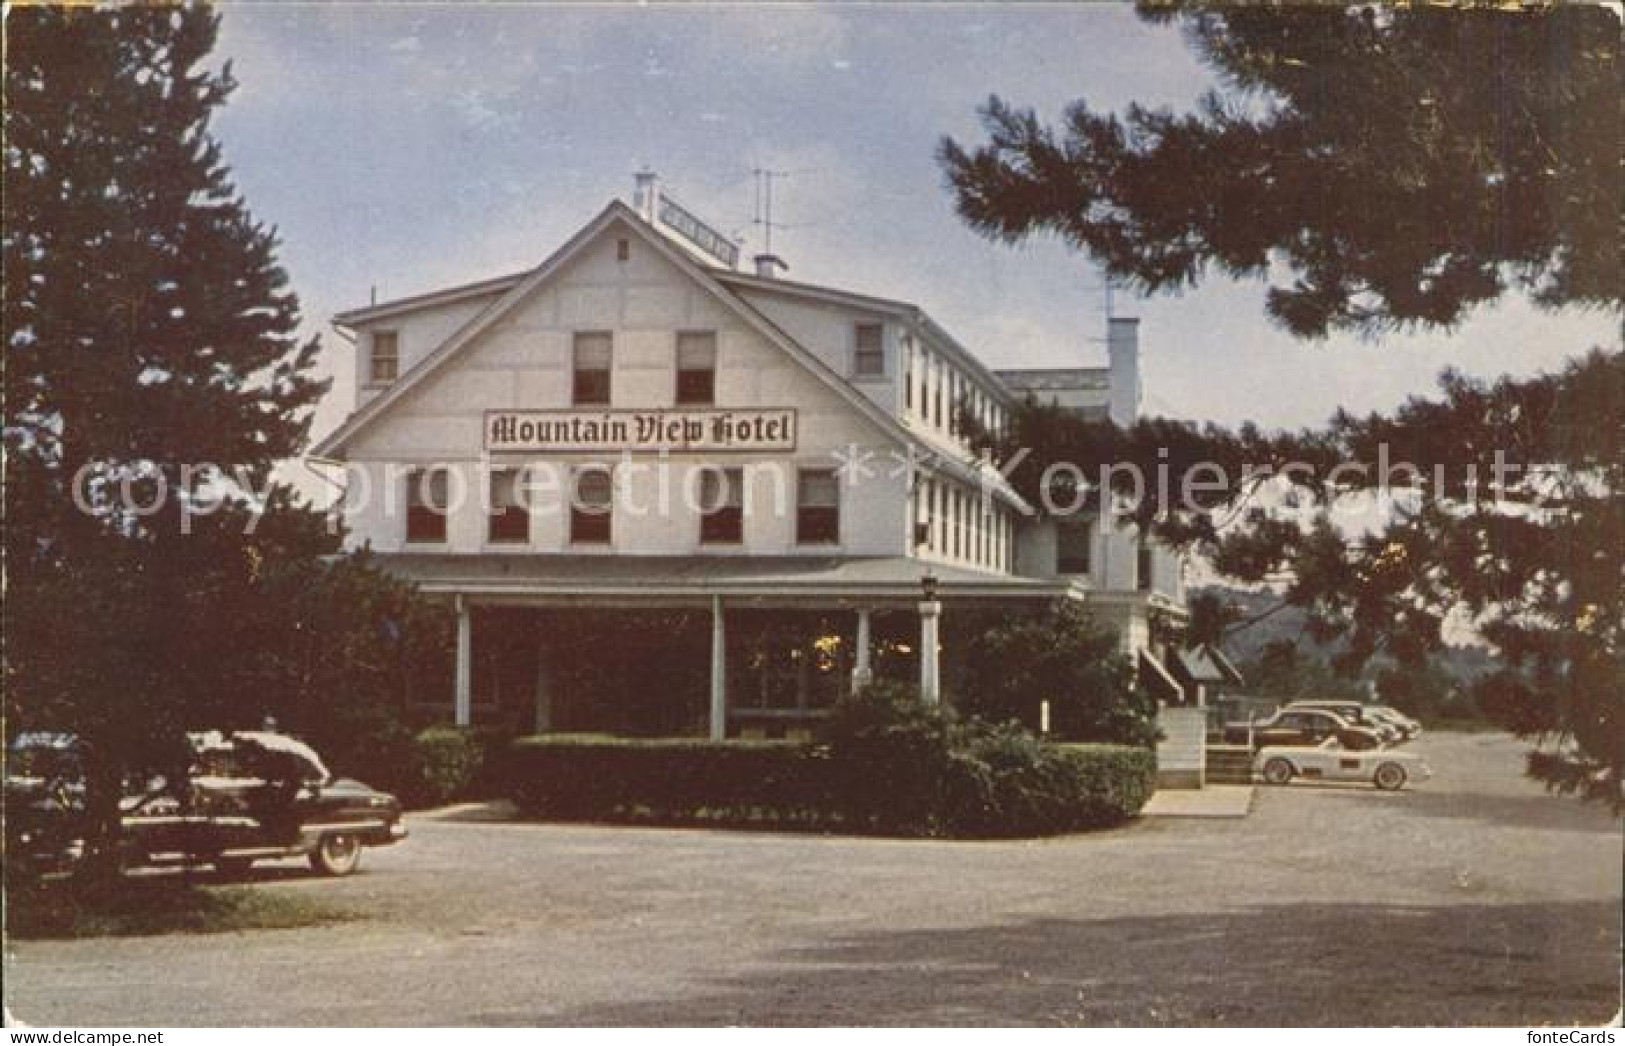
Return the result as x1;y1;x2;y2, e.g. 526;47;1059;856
1205;744;1255;785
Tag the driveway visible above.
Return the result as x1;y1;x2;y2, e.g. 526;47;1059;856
5;732;1619;1026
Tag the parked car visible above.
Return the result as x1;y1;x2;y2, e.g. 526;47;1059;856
1362;705;1422;740
5;729;406;880
1254;737;1432;790
5;731;92;878
1222;708;1384;751
1283;700;1402;743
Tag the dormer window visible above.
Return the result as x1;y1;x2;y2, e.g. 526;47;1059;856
369;330;399;384
853;323;884;378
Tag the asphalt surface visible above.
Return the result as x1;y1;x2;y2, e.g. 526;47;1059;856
5;732;1620;1026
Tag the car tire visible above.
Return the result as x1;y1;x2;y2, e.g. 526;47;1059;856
1261;757;1294;786
309;833;362;876
1373;762;1408;791
214;857;254;879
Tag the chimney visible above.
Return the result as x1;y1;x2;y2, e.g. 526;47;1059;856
632;167;659;222
753;253;787;279
1107;317;1141;427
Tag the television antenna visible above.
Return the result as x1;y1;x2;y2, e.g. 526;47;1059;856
752;168;789;255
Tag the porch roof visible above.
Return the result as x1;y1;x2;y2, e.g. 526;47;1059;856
369;553;1075;604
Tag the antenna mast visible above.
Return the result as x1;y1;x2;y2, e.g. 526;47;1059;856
752;168;789;255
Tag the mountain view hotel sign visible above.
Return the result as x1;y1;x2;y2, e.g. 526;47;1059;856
486;409;797;453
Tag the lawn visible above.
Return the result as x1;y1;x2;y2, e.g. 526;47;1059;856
7;875;359;940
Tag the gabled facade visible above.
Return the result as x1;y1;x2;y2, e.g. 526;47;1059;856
311;176;1188;737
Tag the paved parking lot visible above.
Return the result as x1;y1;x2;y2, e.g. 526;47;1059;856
5;732;1620;1026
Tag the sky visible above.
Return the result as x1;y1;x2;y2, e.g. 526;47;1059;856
210;3;1620;461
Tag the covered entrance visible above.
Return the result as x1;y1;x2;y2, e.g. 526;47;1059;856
379;554;1075;738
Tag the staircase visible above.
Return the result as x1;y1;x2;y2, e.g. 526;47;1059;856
1205;744;1255;785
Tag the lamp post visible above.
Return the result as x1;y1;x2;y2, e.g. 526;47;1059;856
919;572;942;704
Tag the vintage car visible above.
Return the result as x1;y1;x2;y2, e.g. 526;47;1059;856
1254;737;1432;790
1362;705;1423;740
6;729;406;879
5;731;92;878
1282;700;1403;743
1222;708;1385;751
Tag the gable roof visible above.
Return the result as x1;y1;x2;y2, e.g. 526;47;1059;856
333;270;525;327
311;201;914;463
714;268;1015;408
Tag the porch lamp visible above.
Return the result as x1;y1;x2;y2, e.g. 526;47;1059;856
918;572;942;705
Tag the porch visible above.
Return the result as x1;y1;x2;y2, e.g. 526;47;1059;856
373;554;1084;738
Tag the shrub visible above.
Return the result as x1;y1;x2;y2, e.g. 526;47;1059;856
408;727;486;808
957;600;1158;745
946;723;1156;836
498;686;1156;837
820;680;957;834
503;735;828;825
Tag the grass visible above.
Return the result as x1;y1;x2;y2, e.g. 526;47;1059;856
6;875;361;940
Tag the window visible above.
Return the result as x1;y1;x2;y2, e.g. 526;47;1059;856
914;483;930;548
405;467;447;543
853;323;884;378
903;343;913;411
369;330;399;384
675;331;716;406
488;468;529;544
616;238;630;262
918;352;930;419
699;467;744;544
796;469;839;545
1136;539;1154;591
1057;521;1093;575
935;482;947;552
573;332;612;405
570;466;614;544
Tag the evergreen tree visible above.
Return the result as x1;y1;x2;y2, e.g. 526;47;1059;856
3;7;336;860
939;4;1620;338
942;3;1622;805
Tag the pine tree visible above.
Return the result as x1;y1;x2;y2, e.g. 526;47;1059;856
4;7;330;861
939;4;1620;338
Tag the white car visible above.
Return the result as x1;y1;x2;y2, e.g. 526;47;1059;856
1254;737;1432;791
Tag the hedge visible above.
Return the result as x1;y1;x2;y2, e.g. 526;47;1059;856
499;732;1153;837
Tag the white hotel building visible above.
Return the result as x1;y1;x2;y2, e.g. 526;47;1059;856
311;174;1195;746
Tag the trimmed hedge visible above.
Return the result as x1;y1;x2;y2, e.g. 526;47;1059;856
500;729;1154;838
503;735;831;825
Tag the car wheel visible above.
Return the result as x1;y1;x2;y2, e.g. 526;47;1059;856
1261;757;1294;785
215;856;254;879
309;833;362;876
1373;762;1408;791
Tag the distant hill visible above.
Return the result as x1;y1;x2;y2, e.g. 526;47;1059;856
1195;583;1496;684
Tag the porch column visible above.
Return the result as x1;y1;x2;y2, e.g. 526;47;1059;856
533;631;553;734
851;608;874;691
918;599;942;704
709;595;727;740
454;595;473;727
